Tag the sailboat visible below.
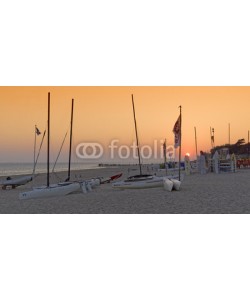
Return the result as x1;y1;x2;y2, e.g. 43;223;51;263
1;175;33;190
52;98;94;194
1;140;44;190
19;93;80;200
1;127;45;190
113;94;176;190
55;98;122;192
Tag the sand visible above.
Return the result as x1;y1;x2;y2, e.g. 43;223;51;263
1;166;250;214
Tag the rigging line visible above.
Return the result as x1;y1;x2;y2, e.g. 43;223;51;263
52;131;69;174
32;130;46;176
52;170;64;182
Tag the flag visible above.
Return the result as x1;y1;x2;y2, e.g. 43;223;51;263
35;126;41;136
173;115;181;148
163;140;167;151
163;140;167;157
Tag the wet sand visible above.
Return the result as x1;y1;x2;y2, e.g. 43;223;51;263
1;167;250;214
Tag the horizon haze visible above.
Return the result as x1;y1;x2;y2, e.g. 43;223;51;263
1;86;250;163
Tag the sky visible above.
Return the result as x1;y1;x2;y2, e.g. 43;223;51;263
1;86;250;163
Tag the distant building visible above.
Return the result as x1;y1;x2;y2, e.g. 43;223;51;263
211;139;250;158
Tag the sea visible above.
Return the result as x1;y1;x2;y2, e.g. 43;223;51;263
0;162;100;177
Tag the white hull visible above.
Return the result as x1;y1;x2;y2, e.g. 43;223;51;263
19;182;80;200
163;178;174;192
90;173;123;185
112;176;164;190
171;179;181;191
112;175;183;190
1;175;33;189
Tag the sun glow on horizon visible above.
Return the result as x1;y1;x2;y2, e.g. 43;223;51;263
1;86;250;163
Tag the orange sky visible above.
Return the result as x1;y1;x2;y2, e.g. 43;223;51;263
0;86;250;163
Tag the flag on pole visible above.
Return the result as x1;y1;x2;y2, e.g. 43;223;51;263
35;126;41;136
173;115;181;148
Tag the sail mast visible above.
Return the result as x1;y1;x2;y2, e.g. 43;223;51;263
33;125;37;176
163;139;167;175
178;105;182;181
47;92;50;188
194;126;198;160
132;94;142;175
67;99;74;181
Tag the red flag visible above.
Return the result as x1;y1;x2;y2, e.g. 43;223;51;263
173;116;181;148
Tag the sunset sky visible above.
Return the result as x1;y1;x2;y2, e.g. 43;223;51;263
1;86;250;163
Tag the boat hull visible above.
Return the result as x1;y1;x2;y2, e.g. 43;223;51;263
112;175;183;190
91;173;123;185
171;179;181;191
19;182;80;200
1;175;33;189
112;176;164;190
163;178;174;192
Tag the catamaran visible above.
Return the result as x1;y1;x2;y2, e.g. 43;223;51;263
112;94;181;190
1;175;33;190
1;127;46;190
49;98;122;193
19;93;80;200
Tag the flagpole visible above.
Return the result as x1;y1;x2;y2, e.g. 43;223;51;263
210;127;212;149
210;127;213;149
163;139;167;176
213;128;215;148
194;126;198;160
229;123;231;145
210;127;215;149
179;106;182;181
248;130;249;159
33;125;37;176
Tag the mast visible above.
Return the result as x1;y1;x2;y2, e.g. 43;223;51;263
33;125;37;176
163;139;167;175
66;98;74;181
47;92;50;187
179;106;182;181
248;130;249;159
131;94;142;175
194;126;198;160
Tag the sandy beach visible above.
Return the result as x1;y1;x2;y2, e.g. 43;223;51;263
1;166;250;214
